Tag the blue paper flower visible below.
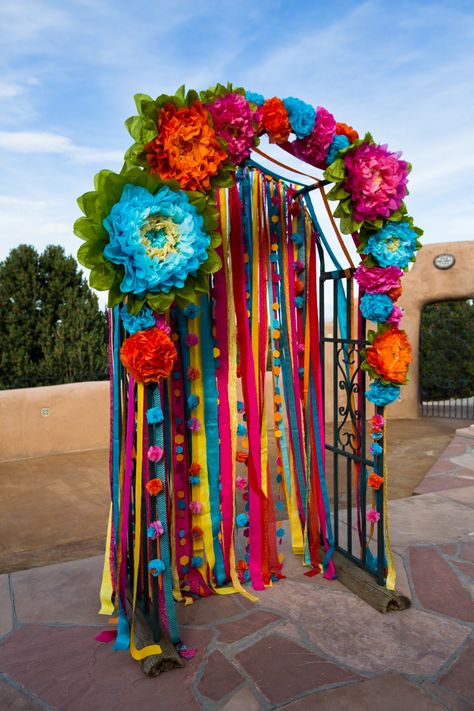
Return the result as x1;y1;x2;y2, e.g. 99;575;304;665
147;405;163;424
120;304;156;334
191;555;203;568
363;221;418;269
148;558;165;576
295;296;304;309
189;475;200;485
246;91;265;106
283;97;316;139
184;303;201;319
236;513;249;527
360;293;394;323
237;424;247;437
103;184;210;295
366;380;401;406
326;134;350;166
370;442;383;456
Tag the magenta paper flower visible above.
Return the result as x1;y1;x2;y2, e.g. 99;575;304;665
353;263;403;294
187;417;201;432
344;142;409;223
387;304;404;327
367;509;380;523
291;107;336;168
189;500;202;514
148;445;163;462
205;92;256;165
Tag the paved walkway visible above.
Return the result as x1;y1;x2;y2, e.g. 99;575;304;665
0;431;473;710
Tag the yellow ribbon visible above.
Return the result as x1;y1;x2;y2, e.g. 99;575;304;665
98;504;114;615
383;421;396;590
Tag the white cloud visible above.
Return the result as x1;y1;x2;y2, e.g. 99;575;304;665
0;80;24;99
0;194;47;210
0;131;123;164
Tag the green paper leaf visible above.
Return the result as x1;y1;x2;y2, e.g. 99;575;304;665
125;116;144;142
211;171;235;189
73;217;107;242
200;250;222;274
127;294;146;315
77;191;100;218
326;185;349;201
77;239;108;268
146;291;174;313
174;85;186;105
89;262;117;290
323;158;346;182
108;282;125;308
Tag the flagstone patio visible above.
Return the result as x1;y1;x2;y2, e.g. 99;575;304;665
0;429;472;710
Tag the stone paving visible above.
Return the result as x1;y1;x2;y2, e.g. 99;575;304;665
0;433;473;710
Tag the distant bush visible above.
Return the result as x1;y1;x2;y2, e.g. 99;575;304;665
0;245;108;389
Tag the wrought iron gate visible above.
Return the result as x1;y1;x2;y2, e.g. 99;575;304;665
315;231;386;585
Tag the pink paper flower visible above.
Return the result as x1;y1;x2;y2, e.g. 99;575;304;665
147;445;163;462
353;263;403;294
236;475;248;490
387;304;404;327
205;92;256;165
189;500;202;514
185;333;199;347
147;520;164;539
187;417;201;432
367;509;381;523
344;142;409;223
291;107;336;168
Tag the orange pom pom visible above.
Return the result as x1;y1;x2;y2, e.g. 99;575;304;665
336;122;359;144
368;473;384;490
145;479;164;496
366;326;412;385
262;97;291;144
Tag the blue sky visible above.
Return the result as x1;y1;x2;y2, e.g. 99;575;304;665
0;0;472;279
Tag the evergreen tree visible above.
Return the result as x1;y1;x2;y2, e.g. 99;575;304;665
0;244;108;389
419;299;474;401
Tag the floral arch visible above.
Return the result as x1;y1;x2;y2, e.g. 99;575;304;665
75;84;422;666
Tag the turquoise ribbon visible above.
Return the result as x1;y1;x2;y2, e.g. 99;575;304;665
199;294;226;585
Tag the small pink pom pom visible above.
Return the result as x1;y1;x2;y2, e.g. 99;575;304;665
189;500;202;514
367;509;380;523
148;445;163;462
186;333;199;346
236;475;248;490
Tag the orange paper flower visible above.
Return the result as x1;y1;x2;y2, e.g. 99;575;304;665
262;97;291;144
368;473;384;490
387;285;403;302
236;450;248;464
336;122;359;144
189;463;201;475
145;478;164;496
120;328;177;383
366;326;412;385
145;101;228;192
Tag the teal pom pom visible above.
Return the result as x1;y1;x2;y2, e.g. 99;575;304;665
283;97;316;139
148;558;165;576
147;405;163;424
191;555;203;568
120;304;155;334
360;293;393;323
236;513;249;527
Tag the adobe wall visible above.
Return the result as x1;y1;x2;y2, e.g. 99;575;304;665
0;381;109;461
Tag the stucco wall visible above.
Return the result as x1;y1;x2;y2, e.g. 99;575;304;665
0;381;109;461
389;241;474;419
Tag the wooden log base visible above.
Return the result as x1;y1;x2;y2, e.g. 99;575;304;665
128;597;184;676
323;548;411;613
